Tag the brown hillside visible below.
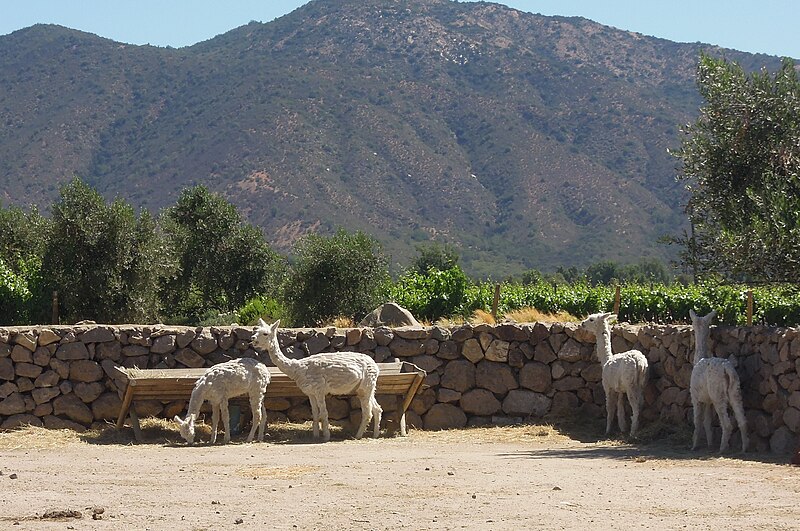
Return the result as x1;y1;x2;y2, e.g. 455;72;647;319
0;0;786;276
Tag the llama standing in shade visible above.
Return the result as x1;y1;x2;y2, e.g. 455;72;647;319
174;357;271;445
251;319;382;442
689;309;748;453
580;312;649;437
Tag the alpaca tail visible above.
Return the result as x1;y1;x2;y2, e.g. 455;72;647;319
724;361;749;451
723;363;744;406
637;355;649;389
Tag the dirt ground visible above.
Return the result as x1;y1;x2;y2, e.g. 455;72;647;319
0;419;798;531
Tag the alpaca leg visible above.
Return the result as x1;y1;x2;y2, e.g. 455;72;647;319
731;397;748;453
371;398;383;439
220;399;231;444
309;397;320;439
605;390;617;435
246;395;262;443
616;393;628;435
703;403;714;449
692;400;703;450
355;394;373;439
317;396;331;442
627;389;643;438
210;404;220;444
715;401;734;453
258;403;268;442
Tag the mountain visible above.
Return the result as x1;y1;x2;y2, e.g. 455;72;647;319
0;0;786;278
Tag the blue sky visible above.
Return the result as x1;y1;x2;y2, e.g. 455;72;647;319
1;1;797;58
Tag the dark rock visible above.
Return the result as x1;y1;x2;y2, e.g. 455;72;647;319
440;360;476;393
475;360;518;394
423;403;467;430
69;360;104;382
502;389;551;417
460;388;501;416
80;326;116;343
55;342;90;361
53;393;94;424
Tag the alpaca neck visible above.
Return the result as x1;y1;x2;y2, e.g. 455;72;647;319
596;323;613;365
694;326;710;364
266;335;302;378
185;383;207;419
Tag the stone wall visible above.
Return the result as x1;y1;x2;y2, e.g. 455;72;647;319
0;322;798;454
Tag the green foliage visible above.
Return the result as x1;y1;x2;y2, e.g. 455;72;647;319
488;280;613;318
491;281;798;326
410;242;460;275
675;55;800;281
0;204;49;270
39;178;166;324
237;296;288;326
0;258;36;324
388;266;477;321
160;185;286;322
519;269;544;285
585;259;673;285
285;229;390;326
0;204;48;324
388;271;800;326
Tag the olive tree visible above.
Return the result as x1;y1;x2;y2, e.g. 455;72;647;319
40;178;167;323
410;242;460;274
674;54;800;281
0;204;49;324
160;185;285;322
285;229;390;326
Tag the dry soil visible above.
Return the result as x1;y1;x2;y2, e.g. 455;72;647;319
0;420;798;530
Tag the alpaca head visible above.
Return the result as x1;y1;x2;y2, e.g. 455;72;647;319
579;312;615;336
251;318;280;350
690;309;717;361
689;309;717;329
174;414;196;444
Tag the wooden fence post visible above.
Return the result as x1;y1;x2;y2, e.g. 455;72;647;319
491;283;501;321
52;290;59;324
613;285;621;316
746;290;753;326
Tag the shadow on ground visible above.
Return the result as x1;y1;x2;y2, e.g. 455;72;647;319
80;418;384;446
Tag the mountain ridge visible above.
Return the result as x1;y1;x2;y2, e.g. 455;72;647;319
0;0;787;277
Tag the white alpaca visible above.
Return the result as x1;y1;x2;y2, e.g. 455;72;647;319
689;309;748;453
174;357;271;445
251;319;382;442
580;312;649;437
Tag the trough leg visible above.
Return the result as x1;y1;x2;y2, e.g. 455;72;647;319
129;407;143;442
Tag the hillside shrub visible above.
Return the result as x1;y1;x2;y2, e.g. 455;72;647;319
0;258;35;325
388;266;478;321
285;229;390;326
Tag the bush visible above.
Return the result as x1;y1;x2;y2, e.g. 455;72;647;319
160;185;285;323
0;258;34;325
388;266;477;321
39;178;165;324
238;296;288;326
285;229;390;326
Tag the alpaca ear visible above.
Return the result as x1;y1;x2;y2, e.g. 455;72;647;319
258;318;267;328
689;309;697;320
271;319;280;331
706;310;717;321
